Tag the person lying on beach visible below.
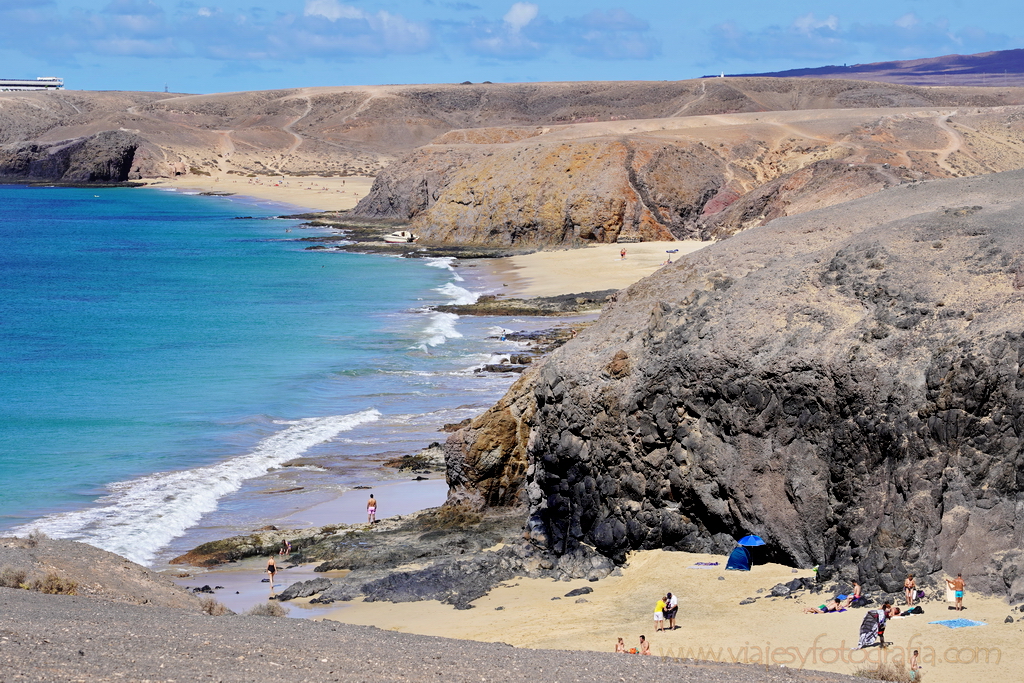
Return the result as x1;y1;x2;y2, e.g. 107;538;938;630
804;598;841;613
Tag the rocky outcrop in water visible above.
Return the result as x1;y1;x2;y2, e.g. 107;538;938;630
444;169;1024;600
0;130;141;183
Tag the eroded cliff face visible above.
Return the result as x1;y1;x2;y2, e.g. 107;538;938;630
361;138;725;246
0;130;141;183
445;169;1024;598
353;106;1024;247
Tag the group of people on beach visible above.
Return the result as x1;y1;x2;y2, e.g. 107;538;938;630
653;591;678;631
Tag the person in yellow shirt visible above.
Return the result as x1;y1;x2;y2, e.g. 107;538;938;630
654;596;666;632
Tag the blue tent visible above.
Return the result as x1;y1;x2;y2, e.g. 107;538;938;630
726;545;751;571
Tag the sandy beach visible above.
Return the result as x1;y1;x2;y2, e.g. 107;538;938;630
147;175;1024;683
142;173;376;212
484;241;709;298
316;549;1021;683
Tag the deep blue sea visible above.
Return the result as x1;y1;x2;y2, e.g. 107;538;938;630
0;185;526;566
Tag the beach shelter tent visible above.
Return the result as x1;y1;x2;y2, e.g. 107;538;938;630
726;545;751;571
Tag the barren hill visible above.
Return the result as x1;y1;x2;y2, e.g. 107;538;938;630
4;78;1024;248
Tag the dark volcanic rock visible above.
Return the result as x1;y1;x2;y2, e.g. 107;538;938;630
277;577;333;601
444;168;1024;600
0;130;141;183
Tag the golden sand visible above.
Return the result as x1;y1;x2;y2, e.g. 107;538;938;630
483;241;708;298
317;550;1020;683
142;173;376;212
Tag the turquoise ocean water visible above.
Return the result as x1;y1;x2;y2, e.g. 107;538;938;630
0;185;524;566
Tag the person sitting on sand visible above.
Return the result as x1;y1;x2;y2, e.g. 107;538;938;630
654;596;666;631
638;635;650;655
615;637;625;653
367;494;377;524
849;580;866;607
804;598;841;614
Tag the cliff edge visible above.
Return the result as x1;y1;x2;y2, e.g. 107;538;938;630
445;168;1024;600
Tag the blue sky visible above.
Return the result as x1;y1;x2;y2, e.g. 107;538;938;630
0;0;1019;93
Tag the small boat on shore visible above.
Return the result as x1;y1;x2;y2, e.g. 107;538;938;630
383;230;418;244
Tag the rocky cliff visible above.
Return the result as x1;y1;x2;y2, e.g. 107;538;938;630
353;103;1024;247
445;168;1024;599
0;130;141;183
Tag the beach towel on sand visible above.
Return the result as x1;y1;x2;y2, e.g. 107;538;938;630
929;619;986;629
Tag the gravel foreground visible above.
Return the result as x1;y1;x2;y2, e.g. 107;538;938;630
1;589;858;683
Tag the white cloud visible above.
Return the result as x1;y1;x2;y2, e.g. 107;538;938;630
503;2;537;32
793;13;838;35
304;0;365;21
894;13;918;30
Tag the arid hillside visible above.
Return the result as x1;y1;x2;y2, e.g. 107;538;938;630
4;78;1024;248
353;99;1024;247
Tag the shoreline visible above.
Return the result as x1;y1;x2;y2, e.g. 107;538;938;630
141;173;377;213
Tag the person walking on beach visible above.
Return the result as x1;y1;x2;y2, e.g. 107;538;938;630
266;556;277;587
620;248;627;260
367;494;377;524
665;591;678;630
904;574;916;606
946;573;965;610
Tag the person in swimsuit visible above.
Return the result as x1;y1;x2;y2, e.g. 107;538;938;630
266;556;277;587
904;574;916;606
367;494;377;524
615;637;625;653
946;573;965;611
638;635;650;655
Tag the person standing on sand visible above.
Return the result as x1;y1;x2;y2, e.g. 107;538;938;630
615;637;625;653
367;494;377;524
654;596;666;632
946;573;965;610
665;591;678;630
620;248;626;260
266;556;277;587
638;635;650;655
904;574;916;606
909;649;922;680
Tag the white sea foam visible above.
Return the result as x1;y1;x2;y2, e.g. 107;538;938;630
417;311;463;349
424;257;456;270
12;410;380;566
435;282;478;305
